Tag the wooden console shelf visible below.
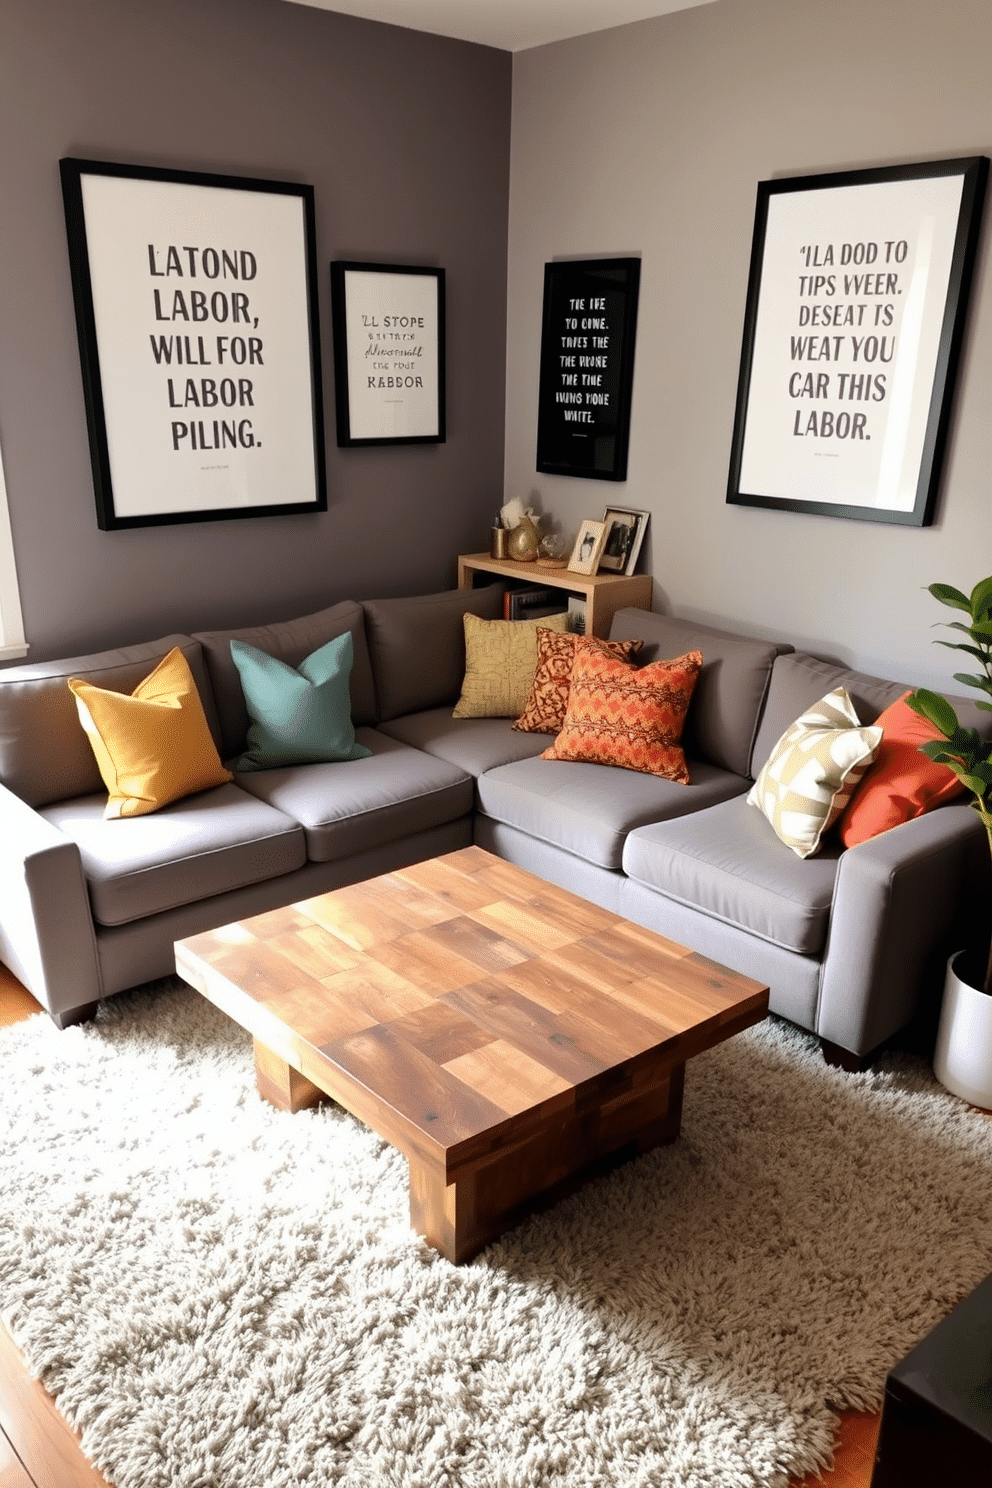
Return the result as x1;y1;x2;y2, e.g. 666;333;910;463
457;553;652;638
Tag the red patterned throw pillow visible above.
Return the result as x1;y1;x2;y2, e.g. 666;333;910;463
541;642;703;780
513;628;643;735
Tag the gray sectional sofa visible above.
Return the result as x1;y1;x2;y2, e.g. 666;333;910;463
0;583;987;1067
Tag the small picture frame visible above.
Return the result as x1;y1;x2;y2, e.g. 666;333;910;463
599;505;649;575
567;519;608;576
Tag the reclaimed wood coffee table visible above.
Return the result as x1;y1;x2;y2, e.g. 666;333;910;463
175;847;768;1263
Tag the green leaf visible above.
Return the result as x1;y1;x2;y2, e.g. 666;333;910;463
978;701;992;713
906;688;959;736
949;726;983;751
928;583;972;612
934;641;989;662
970;575;992;619
960;773;992;798
968;619;992;639
953;673;992;696
919;741;955;764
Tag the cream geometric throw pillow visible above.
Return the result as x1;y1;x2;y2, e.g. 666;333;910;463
748;688;883;858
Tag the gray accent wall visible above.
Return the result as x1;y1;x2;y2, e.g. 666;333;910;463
504;0;992;691
0;0;511;661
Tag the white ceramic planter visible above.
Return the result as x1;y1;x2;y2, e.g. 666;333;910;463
934;950;992;1109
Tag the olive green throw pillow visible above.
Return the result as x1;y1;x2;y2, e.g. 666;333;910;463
452;610;571;719
230;633;371;771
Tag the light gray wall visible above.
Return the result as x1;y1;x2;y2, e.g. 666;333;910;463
0;0;510;661
505;0;992;690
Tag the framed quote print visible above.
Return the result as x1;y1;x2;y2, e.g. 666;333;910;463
60;158;326;530
727;156;988;526
536;257;641;482
330;262;445;445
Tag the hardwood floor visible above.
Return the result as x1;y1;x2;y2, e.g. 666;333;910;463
0;962;880;1487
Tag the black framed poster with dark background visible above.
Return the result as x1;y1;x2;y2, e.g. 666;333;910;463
60;158;326;530
727;156;988;527
536;257;640;481
330;262;445;446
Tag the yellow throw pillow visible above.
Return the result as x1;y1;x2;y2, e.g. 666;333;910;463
69;647;232;819
452;610;571;719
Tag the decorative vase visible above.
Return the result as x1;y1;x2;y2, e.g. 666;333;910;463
507;516;539;562
933;950;992;1109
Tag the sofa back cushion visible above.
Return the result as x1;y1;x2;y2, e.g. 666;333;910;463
752;651;992;780
608;608;792;777
363;585;505;722
193;600;376;760
0;634;215;808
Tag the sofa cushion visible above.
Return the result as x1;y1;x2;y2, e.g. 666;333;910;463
230;634;371;771
0;635;217;810
608;609;792;778
477;753;749;871
362;585;505;722
40;782;305;927
452;610;570;719
540;644;702;781
69;647;234;819
622;797;841;955
748;688;882;859
193;600;376;759
233;727;473;863
377;709;549;776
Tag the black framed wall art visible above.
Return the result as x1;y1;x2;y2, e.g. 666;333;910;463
536;257;641;481
727;156;988;526
60;158;326;530
330;262;445;445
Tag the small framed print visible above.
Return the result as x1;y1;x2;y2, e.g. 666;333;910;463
330;261;445;445
599;505;649;575
567;518;608;576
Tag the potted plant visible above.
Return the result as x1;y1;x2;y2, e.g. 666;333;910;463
908;575;992;1105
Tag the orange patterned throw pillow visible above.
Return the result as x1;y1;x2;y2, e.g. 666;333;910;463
513;628;643;734
541;642;703;780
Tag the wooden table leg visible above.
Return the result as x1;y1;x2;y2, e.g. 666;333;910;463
253;1039;325;1112
409;1059;687;1264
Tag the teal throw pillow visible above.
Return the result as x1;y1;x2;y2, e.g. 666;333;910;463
229;632;371;772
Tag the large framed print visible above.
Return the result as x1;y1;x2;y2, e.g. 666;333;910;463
60;158;326;530
536;257;640;482
727;156;988;526
330;262;445;445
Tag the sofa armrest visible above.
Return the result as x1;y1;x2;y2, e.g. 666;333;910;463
0;782;102;1019
818;802;990;1057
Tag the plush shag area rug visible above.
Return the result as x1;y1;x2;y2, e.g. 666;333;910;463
2;980;992;1488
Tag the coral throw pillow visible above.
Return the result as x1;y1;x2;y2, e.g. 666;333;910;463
69;647;232;819
540;643;702;780
837;691;966;847
514;628;643;735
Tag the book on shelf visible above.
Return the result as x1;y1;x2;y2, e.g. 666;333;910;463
567;597;587;634
503;584;569;621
